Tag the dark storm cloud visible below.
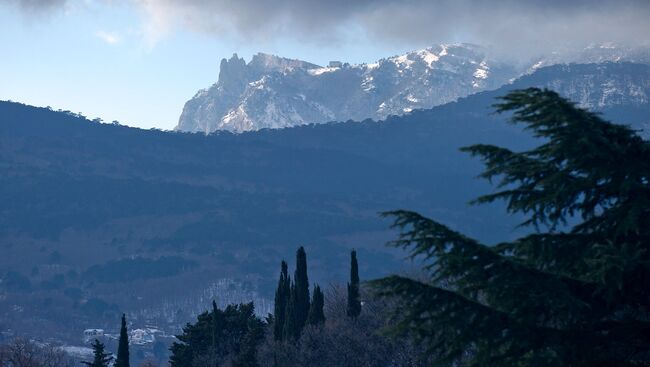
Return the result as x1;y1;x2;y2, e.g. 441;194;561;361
356;0;650;59
138;0;650;55
2;0;67;13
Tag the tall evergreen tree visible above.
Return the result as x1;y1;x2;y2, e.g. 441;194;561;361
273;260;290;341
82;339;112;367
293;246;310;332
282;284;299;341
346;249;361;318
307;284;325;325
374;88;650;366
115;314;130;367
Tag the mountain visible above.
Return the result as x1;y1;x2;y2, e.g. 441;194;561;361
176;44;518;133
528;43;650;72
1;63;649;342
176;44;650;134
515;62;650;110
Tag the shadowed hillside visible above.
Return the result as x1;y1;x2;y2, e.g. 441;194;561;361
0;63;648;341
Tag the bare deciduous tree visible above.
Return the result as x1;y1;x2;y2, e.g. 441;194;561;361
0;338;74;367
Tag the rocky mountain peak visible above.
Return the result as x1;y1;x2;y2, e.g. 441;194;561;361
177;44;650;134
217;53;248;90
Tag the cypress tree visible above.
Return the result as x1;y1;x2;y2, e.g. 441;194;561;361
273;260;289;341
282;284;298;341
346;249;361;318
293;246;310;332
374;88;650;366
82;339;113;367
307;284;325;325
115;314;130;367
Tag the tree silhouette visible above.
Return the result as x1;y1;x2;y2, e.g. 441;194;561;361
375;88;650;366
346;249;361;318
82;339;112;367
115;314;130;367
308;285;325;325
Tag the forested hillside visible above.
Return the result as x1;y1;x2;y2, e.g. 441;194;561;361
0;63;648;340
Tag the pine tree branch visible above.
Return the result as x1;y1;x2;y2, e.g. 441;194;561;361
381;210;610;325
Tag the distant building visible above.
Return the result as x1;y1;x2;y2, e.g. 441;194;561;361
130;329;155;345
328;61;343;68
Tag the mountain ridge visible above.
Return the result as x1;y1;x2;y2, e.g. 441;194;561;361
176;43;517;133
176;44;650;134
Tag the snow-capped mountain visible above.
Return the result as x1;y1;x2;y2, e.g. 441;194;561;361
177;44;518;133
514;63;650;110
176;44;650;134
528;43;650;73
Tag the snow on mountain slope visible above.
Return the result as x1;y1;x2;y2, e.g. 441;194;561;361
176;44;650;134
176;44;519;133
513;62;650;109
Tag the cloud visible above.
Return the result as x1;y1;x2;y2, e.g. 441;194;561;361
132;0;650;60
131;0;388;48
1;0;68;12
355;0;650;60
95;30;120;45
6;0;650;60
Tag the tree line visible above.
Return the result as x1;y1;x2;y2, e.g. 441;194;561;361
0;247;373;367
70;245;367;367
167;246;366;366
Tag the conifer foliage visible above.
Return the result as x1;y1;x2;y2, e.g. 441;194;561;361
274;247;322;340
307;285;325;325
346;249;361;318
115;313;130;367
82;339;112;367
273;261;290;341
169;302;264;367
293;246;310;331
374;88;650;366
282;286;299;341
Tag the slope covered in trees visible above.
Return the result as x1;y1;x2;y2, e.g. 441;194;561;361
1;87;647;366
0;63;648;339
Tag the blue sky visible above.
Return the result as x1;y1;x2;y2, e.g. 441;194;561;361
2;0;648;130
